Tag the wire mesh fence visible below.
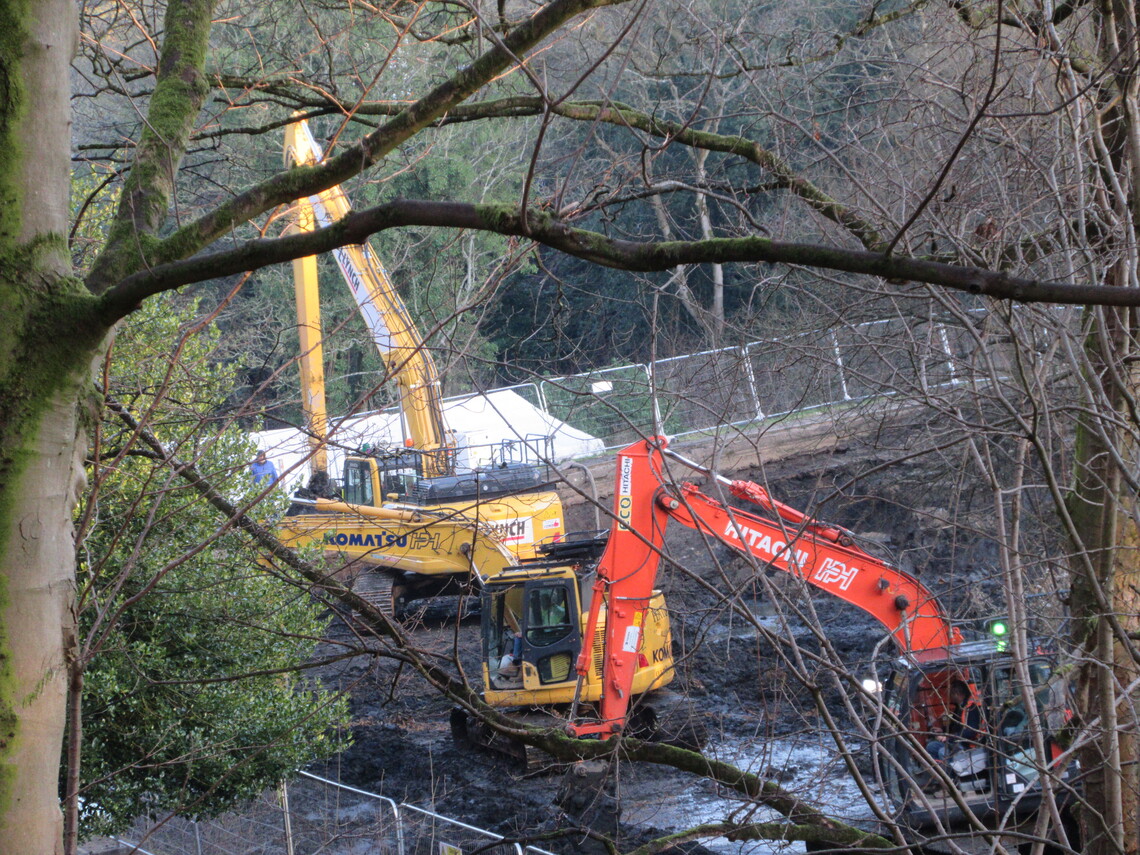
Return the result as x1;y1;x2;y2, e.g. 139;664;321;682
540;364;657;449
114;772;554;855
653;347;762;430
537;315;981;449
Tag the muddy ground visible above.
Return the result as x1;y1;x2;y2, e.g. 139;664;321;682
308;418;1041;853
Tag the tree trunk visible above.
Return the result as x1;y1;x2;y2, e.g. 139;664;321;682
1068;5;1140;848
0;392;89;855
1068;301;1140;855
692;149;724;345
0;3;103;854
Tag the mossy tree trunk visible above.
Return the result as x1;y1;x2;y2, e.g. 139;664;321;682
0;0;215;849
1063;5;1140;850
0;2;108;853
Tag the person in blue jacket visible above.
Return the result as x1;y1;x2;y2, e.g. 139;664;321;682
250;450;278;485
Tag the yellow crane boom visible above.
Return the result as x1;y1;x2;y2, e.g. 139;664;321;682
284;118;453;476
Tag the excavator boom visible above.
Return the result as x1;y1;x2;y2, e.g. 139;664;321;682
663;479;959;652
284;119;452;473
571;437;960;738
275;117;566;606
571;441;675;737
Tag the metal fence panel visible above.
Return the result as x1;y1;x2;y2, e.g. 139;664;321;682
652;347;760;433
937;315;1011;381
115;774;554;855
287;774;401;855
830;318;912;400
916;322;956;390
745;333;845;417
400;804;520;855
541;365;656;448
121;788;293;855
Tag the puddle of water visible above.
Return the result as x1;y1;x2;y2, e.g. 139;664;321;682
622;733;881;854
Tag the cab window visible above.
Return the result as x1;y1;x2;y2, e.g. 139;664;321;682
375;458;418;501
912;666;985;734
525;586;572;647
485;588;524;663
992;660;1063;739
343;460;373;506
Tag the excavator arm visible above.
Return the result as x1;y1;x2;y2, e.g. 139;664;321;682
570;437;961;739
284;118;453;476
659;480;960;653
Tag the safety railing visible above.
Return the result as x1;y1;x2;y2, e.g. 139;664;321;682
537;315;981;449
114;772;555;855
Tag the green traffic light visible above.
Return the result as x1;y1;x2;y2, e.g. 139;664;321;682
990;620;1009;637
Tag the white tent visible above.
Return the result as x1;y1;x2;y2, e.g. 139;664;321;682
252;388;604;489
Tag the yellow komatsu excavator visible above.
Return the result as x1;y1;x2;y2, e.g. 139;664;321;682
274;117;564;615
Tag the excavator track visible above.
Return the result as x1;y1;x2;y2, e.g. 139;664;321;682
628;691;708;750
349;569;397;618
449;708;564;775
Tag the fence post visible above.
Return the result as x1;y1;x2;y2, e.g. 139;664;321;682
646;362;663;436
537;379;552;417
740;345;764;419
830;330;851;402
393;801;405;855
278;781;295;855
937;323;958;385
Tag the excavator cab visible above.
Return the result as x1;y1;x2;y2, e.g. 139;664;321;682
877;640;1075;826
479;567;674;715
482;572;583;704
342;458;374;505
341;453;420;505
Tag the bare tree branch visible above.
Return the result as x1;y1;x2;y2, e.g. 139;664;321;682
100;198;1140;324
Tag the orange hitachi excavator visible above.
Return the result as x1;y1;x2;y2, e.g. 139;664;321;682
545;437;1074;832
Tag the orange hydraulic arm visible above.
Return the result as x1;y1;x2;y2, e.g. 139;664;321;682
570;436;961;739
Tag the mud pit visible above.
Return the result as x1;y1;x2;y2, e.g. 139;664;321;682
309;436;1022;854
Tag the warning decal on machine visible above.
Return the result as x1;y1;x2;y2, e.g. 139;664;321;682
622;625;641;653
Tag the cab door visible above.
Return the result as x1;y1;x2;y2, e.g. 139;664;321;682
519;579;581;690
989;657;1074;805
342;458;375;506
